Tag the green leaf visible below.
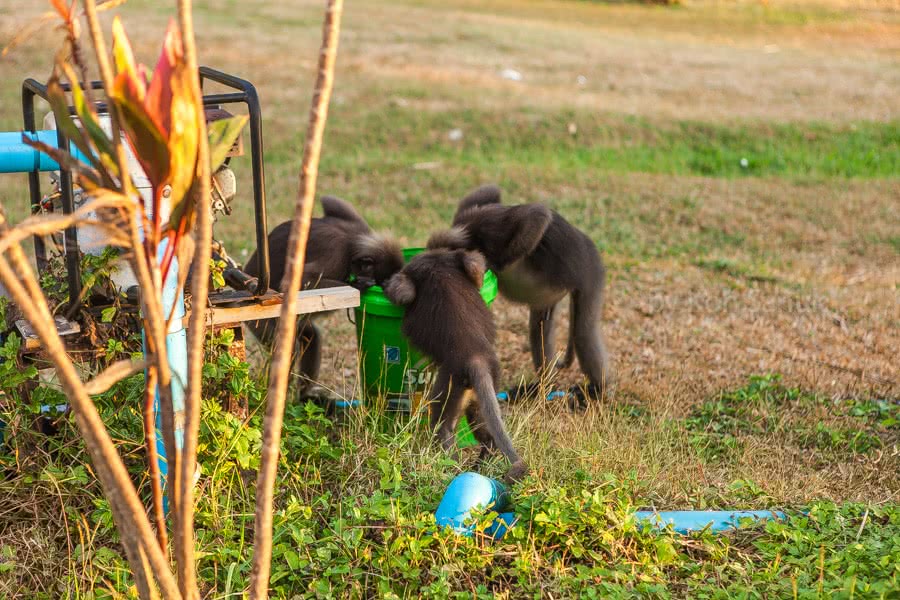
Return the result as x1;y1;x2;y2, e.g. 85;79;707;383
655;538;678;565
101;307;117;323
208;115;248;173
44;77;101;172
60;62;118;182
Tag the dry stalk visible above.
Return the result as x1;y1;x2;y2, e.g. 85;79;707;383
175;0;211;597
83;358;147;394
247;1;343;597
80;0;179;552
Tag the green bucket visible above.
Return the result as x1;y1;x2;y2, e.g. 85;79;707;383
354;248;498;448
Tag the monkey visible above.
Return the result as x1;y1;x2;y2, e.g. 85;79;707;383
243;195;404;394
427;184;610;406
383;246;528;483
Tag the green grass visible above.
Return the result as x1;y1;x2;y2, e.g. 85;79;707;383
683;375;899;464
319;107;900;181
2;366;900;598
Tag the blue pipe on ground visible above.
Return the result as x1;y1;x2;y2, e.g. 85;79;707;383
635;510;785;534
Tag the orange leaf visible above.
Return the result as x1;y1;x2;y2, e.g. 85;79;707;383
49;0;69;19
145;19;183;139
164;64;201;230
111;72;170;190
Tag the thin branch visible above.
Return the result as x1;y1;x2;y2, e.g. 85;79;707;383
0;194;133;254
81;0;180;558
82;0;133;192
247;1;343;597
175;0;211;596
84;358;147;395
144;365;169;551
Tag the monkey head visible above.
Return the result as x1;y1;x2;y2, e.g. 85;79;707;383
349;233;404;290
384;247;486;307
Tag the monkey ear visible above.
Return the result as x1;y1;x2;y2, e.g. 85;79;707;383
383;273;416;306
456;184;502;215
320;195;371;230
459;251;486;288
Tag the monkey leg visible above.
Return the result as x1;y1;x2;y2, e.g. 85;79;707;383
296;319;322;386
428;367;465;456
468;358;528;482
569;287;611;402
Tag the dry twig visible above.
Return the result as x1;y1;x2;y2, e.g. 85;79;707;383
248;0;344;597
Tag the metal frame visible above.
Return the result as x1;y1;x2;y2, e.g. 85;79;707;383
19;67;271;314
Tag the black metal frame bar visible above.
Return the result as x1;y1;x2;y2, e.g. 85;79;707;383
21;78;99;306
19;67;270;316
199;66;270;295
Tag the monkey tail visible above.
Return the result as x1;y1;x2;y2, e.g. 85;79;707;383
559;294;577;369
468;358;522;467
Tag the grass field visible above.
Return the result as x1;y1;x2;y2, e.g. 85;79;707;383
1;0;899;597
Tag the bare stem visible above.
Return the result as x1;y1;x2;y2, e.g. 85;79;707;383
175;1;211;597
247;1;343;597
144;366;169;551
81;0;132;190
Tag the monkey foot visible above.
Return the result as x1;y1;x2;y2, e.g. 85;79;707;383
566;383;602;411
504;461;529;484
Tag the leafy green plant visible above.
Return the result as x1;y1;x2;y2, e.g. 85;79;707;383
0;335;37;394
209;257;227;290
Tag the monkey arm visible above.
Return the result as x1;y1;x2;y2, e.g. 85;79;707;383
483;204;553;269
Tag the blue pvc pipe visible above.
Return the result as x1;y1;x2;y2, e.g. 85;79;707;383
435;472;513;539
0;130;90;173
145;239;186;515
635;510;785;534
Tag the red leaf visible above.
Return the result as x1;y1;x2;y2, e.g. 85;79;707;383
145;19;183;139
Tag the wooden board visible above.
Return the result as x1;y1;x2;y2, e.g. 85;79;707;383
17;316;81;351
15;287;359;352
183;285;359;327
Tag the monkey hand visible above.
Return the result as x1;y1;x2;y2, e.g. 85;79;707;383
348;275;377;292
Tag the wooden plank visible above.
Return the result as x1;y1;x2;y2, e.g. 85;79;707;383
15;287;360;351
183;285;359;328
17;316;81;351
